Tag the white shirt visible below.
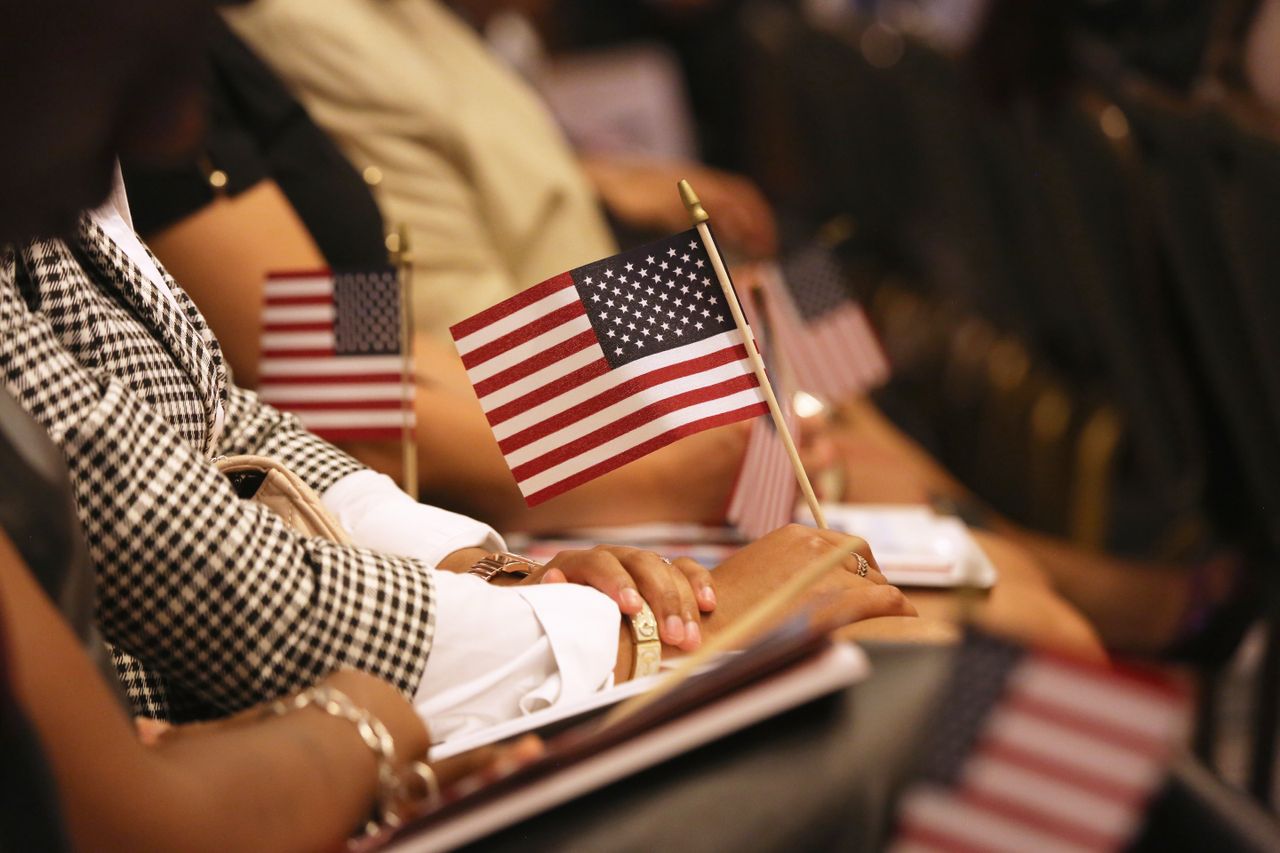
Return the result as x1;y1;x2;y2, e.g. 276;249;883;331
322;471;620;740
90;172;621;742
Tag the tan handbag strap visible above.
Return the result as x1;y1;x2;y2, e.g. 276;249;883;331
215;454;353;545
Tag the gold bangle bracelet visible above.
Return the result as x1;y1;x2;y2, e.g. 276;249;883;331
626;601;662;679
266;685;414;838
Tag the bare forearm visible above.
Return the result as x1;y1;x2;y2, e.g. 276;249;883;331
414;385;744;532
143;711;376;852
2;534;403;853
993;526;1190;652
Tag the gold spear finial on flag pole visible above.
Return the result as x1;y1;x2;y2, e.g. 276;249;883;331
678;179;828;530
678;178;710;224
387;223;420;499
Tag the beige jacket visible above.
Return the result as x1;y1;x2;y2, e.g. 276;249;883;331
225;0;617;337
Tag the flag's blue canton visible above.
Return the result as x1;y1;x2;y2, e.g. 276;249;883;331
334;267;402;355
781;244;850;321
572;229;734;368
917;634;1024;785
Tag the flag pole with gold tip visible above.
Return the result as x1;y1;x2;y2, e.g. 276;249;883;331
679;179;827;530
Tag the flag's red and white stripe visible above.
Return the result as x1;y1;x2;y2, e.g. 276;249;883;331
726;411;799;539
258;271;411;441
761;264;889;401
723;273;798;539
452;273;767;505
892;656;1188;853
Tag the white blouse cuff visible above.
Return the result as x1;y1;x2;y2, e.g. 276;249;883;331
414;571;620;741
321;469;504;566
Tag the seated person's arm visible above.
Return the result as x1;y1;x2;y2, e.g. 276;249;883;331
579;155;779;259
401;336;835;533
0;265;446;714
142;179;328;387
352;334;754;534
0;529;428;853
134;172;761;535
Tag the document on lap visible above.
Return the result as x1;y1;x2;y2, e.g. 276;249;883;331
371;626;869;853
506;503;998;589
816;504;998;589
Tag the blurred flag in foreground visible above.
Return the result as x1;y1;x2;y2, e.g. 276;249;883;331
890;635;1190;853
761;244;890;401
451;229;767;506
258;267;413;441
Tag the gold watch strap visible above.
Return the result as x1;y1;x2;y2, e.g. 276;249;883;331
627;601;662;679
467;552;541;582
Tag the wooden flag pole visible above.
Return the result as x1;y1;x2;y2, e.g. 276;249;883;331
388;223;419;499
679;179;827;530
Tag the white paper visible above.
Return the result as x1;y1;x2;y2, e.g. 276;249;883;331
509;503;997;589
428;671;662;761
814;504;998;589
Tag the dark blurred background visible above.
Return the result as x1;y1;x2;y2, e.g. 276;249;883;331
446;0;1280;815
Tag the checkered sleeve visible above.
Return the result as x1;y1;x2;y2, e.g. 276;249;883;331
218;382;366;494
0;278;436;714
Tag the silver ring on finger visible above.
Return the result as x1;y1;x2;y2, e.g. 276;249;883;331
854;554;870;578
660;556;673;565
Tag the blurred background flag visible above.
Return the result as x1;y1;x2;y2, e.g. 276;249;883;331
727;400;799;540
761;242;891;402
726;265;798;539
450;229;768;506
257;267;414;442
890;636;1190;853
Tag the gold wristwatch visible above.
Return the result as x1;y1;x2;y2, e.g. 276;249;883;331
467;552;542;583
626;602;662;679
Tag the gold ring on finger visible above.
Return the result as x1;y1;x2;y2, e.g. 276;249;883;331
854;554;870;578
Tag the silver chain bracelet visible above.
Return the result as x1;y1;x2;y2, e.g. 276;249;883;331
264;685;438;839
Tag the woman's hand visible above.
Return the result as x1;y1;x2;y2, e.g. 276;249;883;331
437;544;716;651
703;524;916;641
532;546;716;652
430;734;545;799
580;155;779;258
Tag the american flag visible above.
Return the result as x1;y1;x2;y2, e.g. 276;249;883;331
891;636;1189;853
725;272;798;539
450;229;768;506
257;268;414;442
760;244;890;401
726;404;799;539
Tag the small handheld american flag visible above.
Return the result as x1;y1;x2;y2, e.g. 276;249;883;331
450;229;768;506
890;635;1189;853
760;244;890;401
257;268;414;442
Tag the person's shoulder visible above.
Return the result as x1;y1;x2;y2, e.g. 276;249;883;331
223;0;448;114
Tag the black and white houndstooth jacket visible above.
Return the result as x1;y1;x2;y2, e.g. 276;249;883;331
0;216;436;722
